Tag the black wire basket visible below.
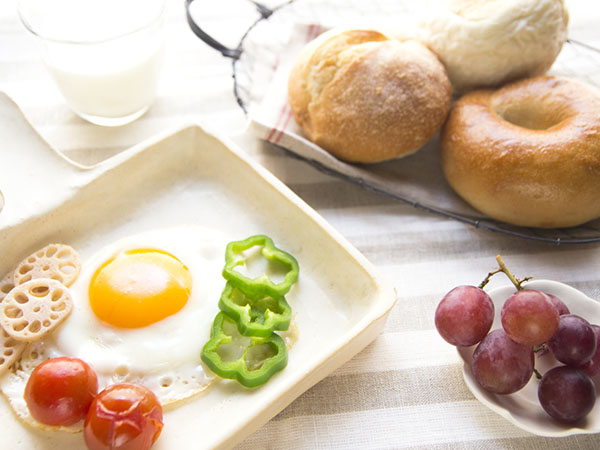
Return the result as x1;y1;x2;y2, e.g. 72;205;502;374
186;0;600;245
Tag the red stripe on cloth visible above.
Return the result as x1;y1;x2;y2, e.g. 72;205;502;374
274;105;293;145
271;24;323;145
267;23;323;144
266;101;288;142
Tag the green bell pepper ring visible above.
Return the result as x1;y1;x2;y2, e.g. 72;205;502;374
222;235;299;299
201;312;288;388
218;281;291;337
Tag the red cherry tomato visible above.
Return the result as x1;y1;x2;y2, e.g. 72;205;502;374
25;357;98;426
84;383;163;450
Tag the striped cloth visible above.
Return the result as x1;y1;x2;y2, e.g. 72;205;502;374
1;0;600;449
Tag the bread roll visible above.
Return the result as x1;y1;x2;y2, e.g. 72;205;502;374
287;28;452;163
419;0;569;92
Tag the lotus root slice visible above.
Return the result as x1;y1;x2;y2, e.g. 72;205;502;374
0;278;73;342
0;271;15;302
14;244;81;287
0;327;26;376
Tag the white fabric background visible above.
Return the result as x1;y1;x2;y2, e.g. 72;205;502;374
1;0;600;448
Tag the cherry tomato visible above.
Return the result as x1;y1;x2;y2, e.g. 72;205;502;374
25;357;98;426
84;383;163;450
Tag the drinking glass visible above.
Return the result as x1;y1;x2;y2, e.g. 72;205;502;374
18;0;166;126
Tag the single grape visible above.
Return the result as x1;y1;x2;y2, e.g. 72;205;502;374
578;325;600;377
548;314;597;367
471;329;534;395
500;289;559;346
434;285;494;346
545;293;570;316
538;366;596;423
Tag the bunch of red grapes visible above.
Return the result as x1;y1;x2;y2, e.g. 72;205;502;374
435;258;599;424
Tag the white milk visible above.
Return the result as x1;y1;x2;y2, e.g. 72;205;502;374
20;0;166;125
43;39;164;121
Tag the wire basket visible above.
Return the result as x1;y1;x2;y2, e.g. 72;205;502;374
186;0;600;245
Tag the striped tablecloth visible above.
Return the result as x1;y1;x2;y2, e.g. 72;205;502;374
1;0;600;448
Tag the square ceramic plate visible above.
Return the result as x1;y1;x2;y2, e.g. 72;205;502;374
0;92;396;449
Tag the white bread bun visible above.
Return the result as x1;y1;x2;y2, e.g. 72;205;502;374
287;28;452;163
440;76;600;228
419;0;569;93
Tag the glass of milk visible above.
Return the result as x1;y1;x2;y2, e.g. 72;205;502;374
18;0;166;126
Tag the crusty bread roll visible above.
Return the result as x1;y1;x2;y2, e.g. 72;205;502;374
419;0;569;92
440;76;600;229
287;28;452;163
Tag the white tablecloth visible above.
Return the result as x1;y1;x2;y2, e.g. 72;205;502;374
1;0;599;448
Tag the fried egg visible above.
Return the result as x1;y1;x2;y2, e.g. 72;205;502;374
0;225;232;431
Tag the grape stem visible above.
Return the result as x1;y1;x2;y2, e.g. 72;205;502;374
478;255;531;290
533;344;547;354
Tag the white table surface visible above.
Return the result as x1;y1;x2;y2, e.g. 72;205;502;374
1;0;600;448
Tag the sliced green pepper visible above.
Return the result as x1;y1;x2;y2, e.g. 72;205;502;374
201;312;288;388
218;281;291;337
222;235;299;299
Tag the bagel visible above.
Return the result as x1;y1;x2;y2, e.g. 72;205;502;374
440;76;600;228
287;28;452;163
418;0;569;92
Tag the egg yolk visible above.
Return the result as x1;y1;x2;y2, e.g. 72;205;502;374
89;249;192;328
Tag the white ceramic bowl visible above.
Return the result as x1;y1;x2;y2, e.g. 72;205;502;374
457;279;600;437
